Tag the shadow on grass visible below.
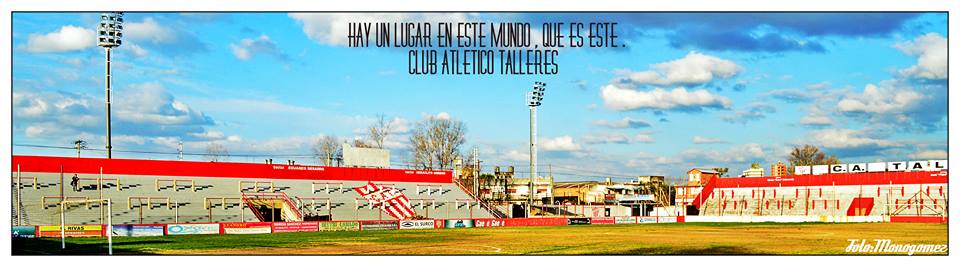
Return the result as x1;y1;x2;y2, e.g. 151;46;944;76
13;238;170;255
619;245;757;255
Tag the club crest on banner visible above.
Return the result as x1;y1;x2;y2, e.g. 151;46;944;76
355;181;417;220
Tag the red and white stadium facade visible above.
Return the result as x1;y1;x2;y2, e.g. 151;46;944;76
688;160;948;223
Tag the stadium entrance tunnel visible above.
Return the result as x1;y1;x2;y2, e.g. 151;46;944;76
241;193;304;222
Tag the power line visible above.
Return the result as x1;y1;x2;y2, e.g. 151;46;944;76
550;165;639;178
13;143;317;158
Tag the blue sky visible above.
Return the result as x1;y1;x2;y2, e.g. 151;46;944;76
11;13;948;182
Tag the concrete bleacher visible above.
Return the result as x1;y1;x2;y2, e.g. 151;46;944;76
12;167;496;226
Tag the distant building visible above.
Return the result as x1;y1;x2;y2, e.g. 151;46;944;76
741;166;764;177
673;185;702;206
687;168;720;186
341;143;389;168
478;166;513;203
771;161;788;177
636;175;665;184
553;180;647;205
506;176;554;203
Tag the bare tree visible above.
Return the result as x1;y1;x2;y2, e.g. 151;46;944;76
312;136;340;166
352;139;372;148
367;114;393;149
204;143;229;162
409;116;467;170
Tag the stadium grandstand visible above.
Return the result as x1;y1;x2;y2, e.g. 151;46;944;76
690;168;948;220
11;155;499;226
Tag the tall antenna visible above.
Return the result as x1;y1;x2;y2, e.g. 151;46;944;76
98;12;123;159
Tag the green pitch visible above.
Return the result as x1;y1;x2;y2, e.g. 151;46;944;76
12;222;947;255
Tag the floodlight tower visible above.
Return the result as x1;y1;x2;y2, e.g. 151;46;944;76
527;81;545;217
98;12;123;159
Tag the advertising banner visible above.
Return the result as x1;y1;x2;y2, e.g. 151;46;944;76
567;217;592;225
166;223;220;235
361;221;399;231
615;216;637;224
638;217;657;224
473;218;505;227
38;225;103;237
272;221;319;233
619;195;655;201
658;216;678;223
222;222;272;234
319;221;361;231
399;220;436;230
591;217;615;224
112;224;164;237
12;226;37;238
502;217;567;227
443;219;475;228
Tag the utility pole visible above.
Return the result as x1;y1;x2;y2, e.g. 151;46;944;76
98;12;123;159
178;140;183;160
473;147;480;196
549;164;554;206
74;139;87;158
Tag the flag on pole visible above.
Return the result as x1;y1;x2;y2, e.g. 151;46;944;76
355;182;416;220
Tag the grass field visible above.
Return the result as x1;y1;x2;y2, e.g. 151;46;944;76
12;222;948;255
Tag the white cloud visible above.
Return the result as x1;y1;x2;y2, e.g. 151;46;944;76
540;136;582;152
837;83;923;114
632;134;654;143
503;150;529;162
582;133;654;144
614;52;742;86
229;34;287;61
721;103;776;124
807;128;898;150
189;130;225;140
679;143;766;166
908;150;947;160
114;82;212;125
289;13;470;46
421;112;451;120
21;25;96;53
123;43;149;58
799;114;834;126
124;17;177;44
895;33;946;80
592;117;651;129
600;84;732;112
692;136;726;144
122;17;207;55
13;82;213;140
386;117;411;134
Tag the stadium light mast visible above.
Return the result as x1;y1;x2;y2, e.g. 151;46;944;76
527;81;545;217
98;12;123;159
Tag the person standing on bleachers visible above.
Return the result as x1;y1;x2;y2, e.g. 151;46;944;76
70;174;80;192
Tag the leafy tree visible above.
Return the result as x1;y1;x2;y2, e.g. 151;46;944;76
788;144;840;172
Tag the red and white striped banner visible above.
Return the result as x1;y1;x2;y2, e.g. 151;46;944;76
355;182;417;220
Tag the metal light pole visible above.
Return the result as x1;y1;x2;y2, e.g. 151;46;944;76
98;12;123;159
527;81;545;217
